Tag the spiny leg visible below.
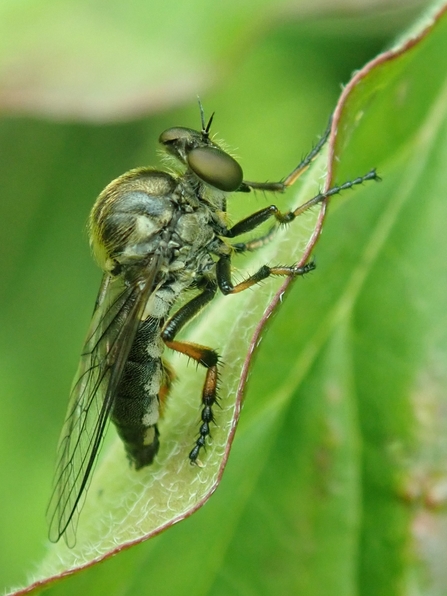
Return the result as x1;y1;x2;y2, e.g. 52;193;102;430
243;114;333;192
164;339;219;464
231;225;277;254
161;281;220;463
217;118;379;292
228;169;379;254
228;115;379;253
216;252;315;295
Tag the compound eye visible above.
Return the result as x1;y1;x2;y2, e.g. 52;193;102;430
187;147;243;192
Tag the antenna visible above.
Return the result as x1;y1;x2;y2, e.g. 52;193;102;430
197;97;214;140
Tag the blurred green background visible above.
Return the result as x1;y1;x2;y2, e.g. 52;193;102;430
1;0;446;594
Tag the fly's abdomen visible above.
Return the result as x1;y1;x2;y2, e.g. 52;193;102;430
111;317;165;468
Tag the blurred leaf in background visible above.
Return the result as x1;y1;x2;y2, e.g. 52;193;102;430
2;0;447;595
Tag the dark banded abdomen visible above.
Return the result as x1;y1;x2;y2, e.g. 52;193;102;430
111;316;165;468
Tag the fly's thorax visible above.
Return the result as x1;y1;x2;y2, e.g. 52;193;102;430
158;175;228;271
174;210;214;248
177;169;230;217
89;168;177;269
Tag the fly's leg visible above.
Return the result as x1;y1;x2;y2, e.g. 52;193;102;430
161;281;220;464
217;253;315;295
231;226;278;254
159;359;176;415
217;169;377;295
229;116;379;253
216;119;379;293
243;114;333;193
229;169;379;254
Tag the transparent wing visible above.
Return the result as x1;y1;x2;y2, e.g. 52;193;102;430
47;257;162;546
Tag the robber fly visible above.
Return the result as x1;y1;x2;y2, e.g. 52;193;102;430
47;101;378;545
